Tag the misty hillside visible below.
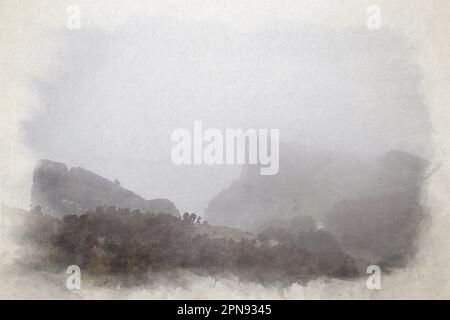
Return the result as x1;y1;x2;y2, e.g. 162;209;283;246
326;150;429;268
2;205;359;286
2;150;429;286
0;158;364;285
206;145;370;231
206;148;429;269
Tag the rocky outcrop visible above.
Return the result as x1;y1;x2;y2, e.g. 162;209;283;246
325;150;429;267
31;159;179;217
205;147;429;269
205;145;336;232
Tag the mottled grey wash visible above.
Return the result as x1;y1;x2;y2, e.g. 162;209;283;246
24;19;431;215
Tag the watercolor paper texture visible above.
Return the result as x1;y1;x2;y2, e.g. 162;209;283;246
0;1;449;299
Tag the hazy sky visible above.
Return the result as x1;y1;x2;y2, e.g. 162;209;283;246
22;15;431;214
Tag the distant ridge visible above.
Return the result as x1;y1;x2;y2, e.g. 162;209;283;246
31;159;179;217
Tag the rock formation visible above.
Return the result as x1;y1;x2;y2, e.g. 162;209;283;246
325;150;429;267
205;147;429;268
31;159;179;217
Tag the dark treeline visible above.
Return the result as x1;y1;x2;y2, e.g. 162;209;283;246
14;206;359;286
